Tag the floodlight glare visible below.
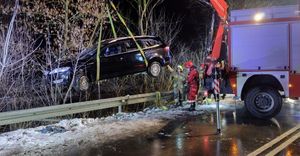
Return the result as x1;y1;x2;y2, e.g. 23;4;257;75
254;12;265;22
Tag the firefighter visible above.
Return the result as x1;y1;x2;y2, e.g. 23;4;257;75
198;63;207;104
203;57;215;101
199;63;206;88
170;65;186;106
183;66;189;101
184;61;200;111
218;59;227;99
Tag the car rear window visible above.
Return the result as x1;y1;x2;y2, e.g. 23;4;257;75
141;38;163;48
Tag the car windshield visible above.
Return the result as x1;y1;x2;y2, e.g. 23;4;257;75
79;44;107;60
79;48;96;60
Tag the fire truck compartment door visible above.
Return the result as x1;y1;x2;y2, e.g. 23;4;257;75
231;23;289;70
291;22;300;74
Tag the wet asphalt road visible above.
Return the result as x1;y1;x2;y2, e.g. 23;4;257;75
91;101;300;156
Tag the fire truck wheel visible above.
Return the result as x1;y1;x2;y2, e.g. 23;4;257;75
245;86;282;119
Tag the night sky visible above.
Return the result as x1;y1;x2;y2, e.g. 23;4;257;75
160;0;212;49
156;0;299;49
117;0;213;49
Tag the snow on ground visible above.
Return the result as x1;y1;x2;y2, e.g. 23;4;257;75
0;99;240;156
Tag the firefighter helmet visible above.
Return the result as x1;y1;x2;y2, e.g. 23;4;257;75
177;65;183;71
184;61;193;68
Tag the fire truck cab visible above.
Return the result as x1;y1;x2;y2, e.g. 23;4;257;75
228;5;300;118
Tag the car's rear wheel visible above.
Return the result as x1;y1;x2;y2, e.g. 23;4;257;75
74;73;90;92
245;86;282;119
147;61;162;77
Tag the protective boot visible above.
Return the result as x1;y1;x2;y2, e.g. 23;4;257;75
221;94;226;100
177;99;183;107
189;102;196;111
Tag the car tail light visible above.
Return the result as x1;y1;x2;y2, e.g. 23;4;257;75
164;46;170;53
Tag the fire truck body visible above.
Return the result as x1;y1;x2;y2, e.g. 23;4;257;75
228;5;300;118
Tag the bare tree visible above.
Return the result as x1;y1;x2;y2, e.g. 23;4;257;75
0;0;19;78
149;10;182;46
126;0;165;35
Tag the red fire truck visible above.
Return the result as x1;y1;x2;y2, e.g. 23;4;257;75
209;0;300;119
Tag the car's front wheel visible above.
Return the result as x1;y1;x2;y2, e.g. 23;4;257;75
73;73;90;92
147;61;162;77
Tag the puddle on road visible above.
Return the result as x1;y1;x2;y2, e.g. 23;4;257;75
88;104;300;156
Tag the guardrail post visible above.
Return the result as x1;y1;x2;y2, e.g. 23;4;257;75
155;92;161;106
120;95;130;113
119;99;123;113
118;105;122;113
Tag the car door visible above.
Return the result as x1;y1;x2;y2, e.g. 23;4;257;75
122;39;147;74
100;43;127;78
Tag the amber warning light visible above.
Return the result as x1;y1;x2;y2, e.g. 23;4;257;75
232;84;237;88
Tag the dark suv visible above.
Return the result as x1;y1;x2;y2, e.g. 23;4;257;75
43;36;172;91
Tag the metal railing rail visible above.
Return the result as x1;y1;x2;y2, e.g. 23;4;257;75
0;91;173;126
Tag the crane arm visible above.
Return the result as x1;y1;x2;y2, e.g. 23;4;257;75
209;0;228;60
210;0;228;20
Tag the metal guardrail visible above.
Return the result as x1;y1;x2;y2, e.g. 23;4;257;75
0;91;173;126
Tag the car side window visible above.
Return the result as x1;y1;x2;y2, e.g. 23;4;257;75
103;44;124;57
124;40;137;51
145;40;152;47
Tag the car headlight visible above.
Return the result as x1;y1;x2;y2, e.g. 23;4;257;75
43;71;49;76
49;67;71;74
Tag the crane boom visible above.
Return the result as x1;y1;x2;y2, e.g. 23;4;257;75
209;0;228;60
210;0;228;20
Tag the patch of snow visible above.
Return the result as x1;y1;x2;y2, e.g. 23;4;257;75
0;101;238;155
